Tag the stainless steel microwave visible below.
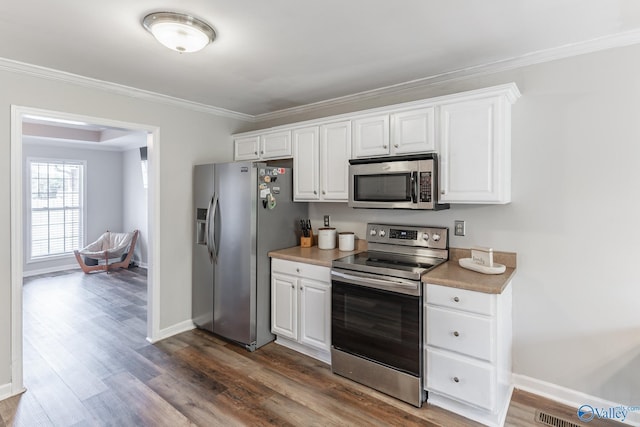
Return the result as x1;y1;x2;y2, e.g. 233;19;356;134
348;154;449;210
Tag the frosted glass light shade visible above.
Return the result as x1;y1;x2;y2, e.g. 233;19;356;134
143;12;215;53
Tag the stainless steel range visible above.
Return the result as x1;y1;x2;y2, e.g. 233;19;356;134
331;223;448;407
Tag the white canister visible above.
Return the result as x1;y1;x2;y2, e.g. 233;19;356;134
317;227;337;250
338;232;355;251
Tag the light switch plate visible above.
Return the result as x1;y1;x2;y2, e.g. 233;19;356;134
454;220;466;236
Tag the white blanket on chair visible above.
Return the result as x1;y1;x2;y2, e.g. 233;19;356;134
78;231;134;260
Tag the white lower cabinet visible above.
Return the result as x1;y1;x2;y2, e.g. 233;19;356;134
424;283;513;427
271;258;331;363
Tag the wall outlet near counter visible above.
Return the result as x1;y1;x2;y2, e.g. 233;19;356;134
454;220;466;236
324;215;330;227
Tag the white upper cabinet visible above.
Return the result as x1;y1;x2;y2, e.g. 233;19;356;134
234;135;260;161
260;130;292;159
233;83;520;204
293;127;320;200
320;121;351;201
353;107;435;158
352;115;390;158
234;131;292;161
438;87;518;204
293;121;351;202
391;107;436;154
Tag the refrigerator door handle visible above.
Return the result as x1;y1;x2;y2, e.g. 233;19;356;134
212;194;219;260
206;194;219;263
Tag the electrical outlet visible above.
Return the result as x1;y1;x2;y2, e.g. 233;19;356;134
454;220;466;236
324;215;330;227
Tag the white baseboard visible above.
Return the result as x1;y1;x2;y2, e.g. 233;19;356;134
23;264;79;277
146;320;195;344
0;382;12;400
512;374;640;426
274;337;331;365
0;382;25;401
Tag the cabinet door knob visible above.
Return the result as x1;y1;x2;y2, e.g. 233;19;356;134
322;190;326;195
394;144;399;148
383;144;388;149
453;377;460;383
300;286;304;291
291;284;294;289
453;296;460;303
453;331;460;337
296;268;300;273
313;190;317;195
254;151;258;155
261;150;265;155
441;190;445;195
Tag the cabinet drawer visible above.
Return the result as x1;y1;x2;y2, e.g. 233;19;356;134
426;283;495;316
426;348;496;411
427;306;494;361
271;259;330;282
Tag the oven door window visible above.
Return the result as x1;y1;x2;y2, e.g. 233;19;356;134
353;173;412;202
332;281;421;376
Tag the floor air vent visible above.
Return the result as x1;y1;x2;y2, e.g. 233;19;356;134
535;410;581;427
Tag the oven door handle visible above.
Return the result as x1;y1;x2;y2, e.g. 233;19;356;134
331;270;420;296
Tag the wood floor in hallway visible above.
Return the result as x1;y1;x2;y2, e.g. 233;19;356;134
0;268;622;426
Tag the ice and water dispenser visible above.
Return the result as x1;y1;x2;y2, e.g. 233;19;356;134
196;208;207;245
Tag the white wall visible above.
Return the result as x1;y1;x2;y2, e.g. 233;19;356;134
22;142;124;274
123;146;148;266
253;45;640;406
0;69;247;388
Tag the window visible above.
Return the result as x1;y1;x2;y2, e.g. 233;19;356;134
139;146;148;189
28;159;85;261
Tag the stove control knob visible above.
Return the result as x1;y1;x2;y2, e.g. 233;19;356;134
379;230;386;237
432;233;441;242
370;229;377;236
422;233;429;241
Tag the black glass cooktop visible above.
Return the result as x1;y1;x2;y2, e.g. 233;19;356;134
332;250;445;280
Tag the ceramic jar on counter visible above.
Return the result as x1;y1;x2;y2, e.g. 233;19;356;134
317;227;337;250
338;232;355;251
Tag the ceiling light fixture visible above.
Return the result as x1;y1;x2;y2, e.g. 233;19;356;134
142;12;215;53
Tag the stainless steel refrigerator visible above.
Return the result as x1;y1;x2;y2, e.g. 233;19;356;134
192;161;307;351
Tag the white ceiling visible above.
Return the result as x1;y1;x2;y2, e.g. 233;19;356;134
3;0;640;117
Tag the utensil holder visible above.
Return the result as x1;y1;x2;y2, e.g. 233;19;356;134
300;229;314;247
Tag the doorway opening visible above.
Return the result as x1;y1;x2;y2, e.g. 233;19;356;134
10;106;161;396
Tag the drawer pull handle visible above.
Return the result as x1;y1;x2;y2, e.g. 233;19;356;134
453;377;460;383
453;331;460;337
453;296;460;302
296;268;300;273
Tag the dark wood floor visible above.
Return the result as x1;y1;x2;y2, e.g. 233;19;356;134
0;268;622;426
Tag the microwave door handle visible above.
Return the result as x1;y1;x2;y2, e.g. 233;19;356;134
411;171;418;203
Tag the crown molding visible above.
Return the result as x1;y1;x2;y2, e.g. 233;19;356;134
4;28;640;124
253;29;640;122
0;57;253;122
